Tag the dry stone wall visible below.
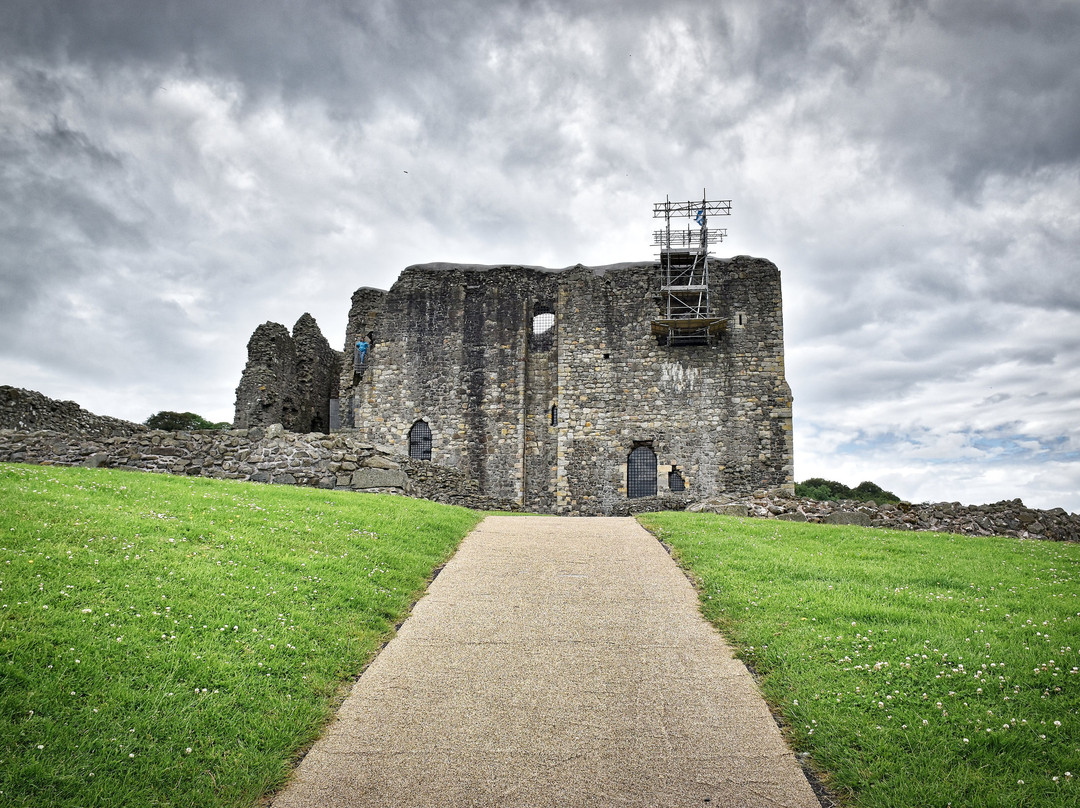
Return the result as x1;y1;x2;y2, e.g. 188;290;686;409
0;423;517;510
1;386;140;438
1;386;1073;541
689;494;1080;543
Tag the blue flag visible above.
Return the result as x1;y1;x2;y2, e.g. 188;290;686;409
695;208;705;226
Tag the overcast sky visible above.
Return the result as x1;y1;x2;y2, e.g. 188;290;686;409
2;0;1079;510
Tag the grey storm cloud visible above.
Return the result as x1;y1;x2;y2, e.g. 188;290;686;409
1;0;1079;510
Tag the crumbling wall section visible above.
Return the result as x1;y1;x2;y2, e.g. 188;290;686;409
0;424;518;510
292;313;342;434
233;321;299;430
338;287;387;429
234;315;339;433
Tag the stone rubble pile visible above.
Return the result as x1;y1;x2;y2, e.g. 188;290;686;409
688;492;1080;543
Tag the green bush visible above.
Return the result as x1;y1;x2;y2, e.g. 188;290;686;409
144;411;231;431
796;477;900;503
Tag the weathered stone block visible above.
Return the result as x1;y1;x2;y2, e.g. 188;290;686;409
361;455;399;470
824;511;872;526
775;511;807;522
350;468;408;490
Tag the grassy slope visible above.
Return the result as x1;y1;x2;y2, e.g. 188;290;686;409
0;464;480;808
640;512;1080;808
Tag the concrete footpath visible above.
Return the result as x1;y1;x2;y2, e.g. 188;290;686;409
271;516;820;808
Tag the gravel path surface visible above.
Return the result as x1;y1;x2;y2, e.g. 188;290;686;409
271;515;819;807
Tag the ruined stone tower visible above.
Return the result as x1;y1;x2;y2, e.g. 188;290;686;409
234;196;793;514
331;256;793;514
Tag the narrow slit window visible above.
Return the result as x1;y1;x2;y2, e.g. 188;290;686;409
550;404;558;425
408;420;432;461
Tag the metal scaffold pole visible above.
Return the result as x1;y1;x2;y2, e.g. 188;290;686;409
650;189;731;345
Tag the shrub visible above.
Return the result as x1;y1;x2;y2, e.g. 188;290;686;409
796;477;900;503
144;411;231;431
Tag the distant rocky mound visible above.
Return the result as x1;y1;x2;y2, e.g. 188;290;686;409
0;386;142;438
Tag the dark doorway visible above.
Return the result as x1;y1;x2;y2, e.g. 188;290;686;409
627;445;657;498
409;420;432;460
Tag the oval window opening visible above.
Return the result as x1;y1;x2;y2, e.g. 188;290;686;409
532;312;555;334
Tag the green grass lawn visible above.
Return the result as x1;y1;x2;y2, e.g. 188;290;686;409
640;512;1080;808
0;463;480;808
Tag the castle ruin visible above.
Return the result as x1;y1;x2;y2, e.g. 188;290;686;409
234;197;794;514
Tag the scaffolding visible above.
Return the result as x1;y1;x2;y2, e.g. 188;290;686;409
651;192;731;345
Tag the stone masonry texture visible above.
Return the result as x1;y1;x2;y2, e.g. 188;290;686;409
336;258;795;514
0;385;140;438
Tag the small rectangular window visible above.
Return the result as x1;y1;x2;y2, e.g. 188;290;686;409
668;468;686;492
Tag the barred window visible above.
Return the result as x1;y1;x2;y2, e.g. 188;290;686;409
531;309;555;351
408;420;432;461
669;468;686;492
627;445;657;498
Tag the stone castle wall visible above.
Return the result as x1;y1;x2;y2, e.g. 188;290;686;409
337;259;793;514
6;422;1074;542
2;388;1075;541
338;288;387;429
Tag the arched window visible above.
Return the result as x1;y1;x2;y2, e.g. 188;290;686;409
550;404;558;425
409;420;432;461
627;445;657;498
